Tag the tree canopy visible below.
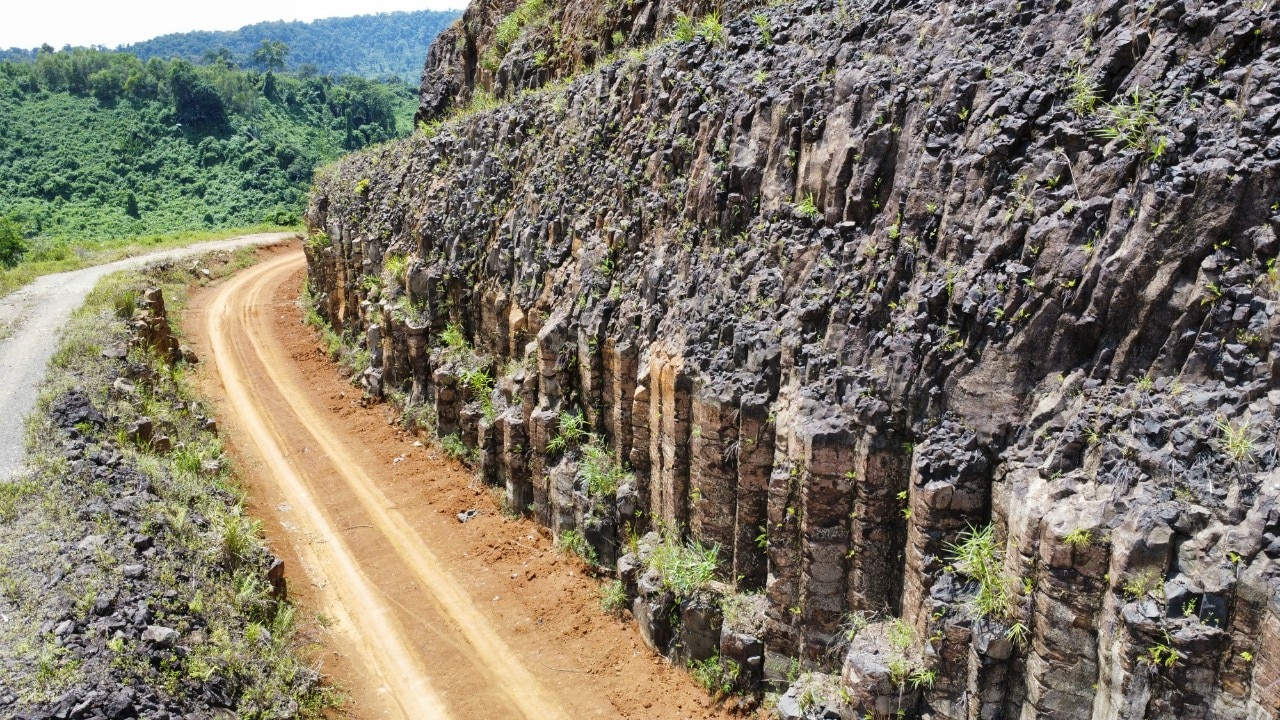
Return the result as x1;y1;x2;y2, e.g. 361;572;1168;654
117;10;460;80
0;47;417;246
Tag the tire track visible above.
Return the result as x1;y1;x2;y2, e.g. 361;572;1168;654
204;250;568;720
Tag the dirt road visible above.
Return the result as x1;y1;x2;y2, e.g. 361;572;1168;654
189;247;736;720
0;231;295;481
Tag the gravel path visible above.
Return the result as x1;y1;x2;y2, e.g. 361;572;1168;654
0;232;295;481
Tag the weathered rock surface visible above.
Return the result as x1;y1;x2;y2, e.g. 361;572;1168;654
309;0;1280;716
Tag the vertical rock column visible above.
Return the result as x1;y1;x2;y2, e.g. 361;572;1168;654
847;426;911;615
900;423;992;718
733;394;774;590
689;384;741;571
796;415;856;658
646;349;692;533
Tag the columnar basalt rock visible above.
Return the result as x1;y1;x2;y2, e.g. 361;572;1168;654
311;0;1280;715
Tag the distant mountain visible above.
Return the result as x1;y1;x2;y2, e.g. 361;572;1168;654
121;9;461;81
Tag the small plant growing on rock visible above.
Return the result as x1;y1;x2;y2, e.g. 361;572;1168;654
948;524;1016;619
439;323;469;355
689;654;739;696
439;433;471;461
580;442;631;496
546;410;589;453
753;13;772;45
1065;69;1099;115
908;667;936;690
1095;88;1166;157
794;193;821;220
599;579;628;615
557;528;597;565
383;254;408;286
1141;632;1180;668
1005;621;1030;649
647;532;719;598
1063;527;1092;548
697;12;726;45
1215;418;1257;465
1121;569;1164;601
671;13;696;42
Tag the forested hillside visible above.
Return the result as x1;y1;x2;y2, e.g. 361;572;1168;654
0;48;416;252
119;10;461;81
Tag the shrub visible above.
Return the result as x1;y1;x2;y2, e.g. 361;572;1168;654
0;217;26;268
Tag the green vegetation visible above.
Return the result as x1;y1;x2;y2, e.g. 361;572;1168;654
546;410;589;453
646;531;719;599
0;46;415;263
2;256;337;713
948;524;1017;619
557;528;598;565
1216;418;1257;464
1122;569;1165;601
114;10;460;80
1063;527;1092;548
1095;88;1168;157
599;579;628;615
580;442;631;497
794;193;821;219
483;0;549;72
688;654;740;696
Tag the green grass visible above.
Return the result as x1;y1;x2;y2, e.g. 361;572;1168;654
647;532;719;599
557;529;598;565
580;442;631;497
947;524;1017;619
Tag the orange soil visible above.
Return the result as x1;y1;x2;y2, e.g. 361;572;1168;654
184;244;742;720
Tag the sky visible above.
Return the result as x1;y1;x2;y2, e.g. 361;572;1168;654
2;0;463;50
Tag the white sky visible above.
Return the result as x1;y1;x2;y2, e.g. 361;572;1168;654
2;0;464;50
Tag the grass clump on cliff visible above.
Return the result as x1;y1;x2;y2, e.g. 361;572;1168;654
947;524;1017;620
647;532;720;599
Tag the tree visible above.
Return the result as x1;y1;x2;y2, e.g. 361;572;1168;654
168;60;226;129
252;40;289;72
0;217;26;268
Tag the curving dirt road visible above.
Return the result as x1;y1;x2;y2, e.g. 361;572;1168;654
0;231;295;481
189;247;734;720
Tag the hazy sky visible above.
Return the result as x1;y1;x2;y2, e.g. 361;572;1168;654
3;0;463;50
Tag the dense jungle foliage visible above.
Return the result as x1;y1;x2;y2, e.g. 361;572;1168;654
0;47;418;261
122;10;459;80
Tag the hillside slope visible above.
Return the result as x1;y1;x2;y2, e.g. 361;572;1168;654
306;0;1280;717
120;10;461;80
0;49;412;246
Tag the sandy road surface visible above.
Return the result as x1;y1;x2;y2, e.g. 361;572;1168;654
190;248;736;720
0;232;295;481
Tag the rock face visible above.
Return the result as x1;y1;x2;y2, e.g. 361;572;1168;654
308;0;1280;716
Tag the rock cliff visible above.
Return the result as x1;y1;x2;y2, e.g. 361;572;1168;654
306;0;1280;716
